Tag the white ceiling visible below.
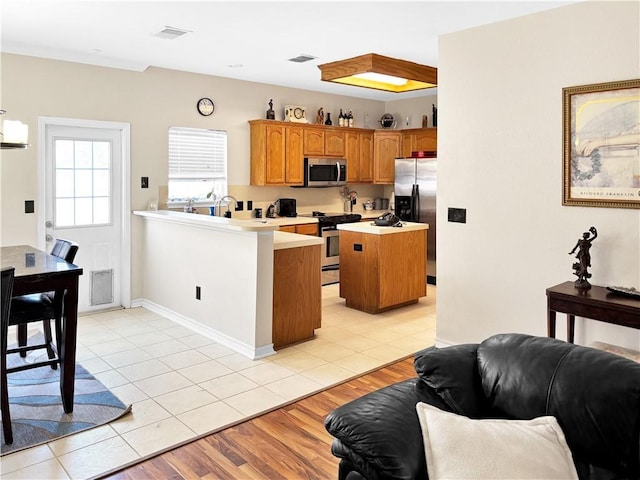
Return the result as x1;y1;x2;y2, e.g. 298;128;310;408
1;0;577;101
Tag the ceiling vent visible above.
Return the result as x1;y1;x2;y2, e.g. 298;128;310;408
153;26;191;40
288;54;316;63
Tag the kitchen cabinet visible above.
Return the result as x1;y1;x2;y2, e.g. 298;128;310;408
279;223;318;236
373;131;402;184
249;120;303;186
338;223;427;314
304;127;345;156
402;128;437;157
303;127;324;156
346;131;373;183
250;120;431;186
273;244;322;349
325;130;345;156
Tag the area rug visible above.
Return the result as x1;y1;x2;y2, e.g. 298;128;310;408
1;343;132;455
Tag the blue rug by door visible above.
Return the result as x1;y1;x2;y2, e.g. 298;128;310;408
2;349;132;455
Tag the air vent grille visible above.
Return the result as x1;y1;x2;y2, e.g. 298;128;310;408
288;54;316;63
154;26;191;40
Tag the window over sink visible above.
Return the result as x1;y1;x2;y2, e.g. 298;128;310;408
167;126;227;204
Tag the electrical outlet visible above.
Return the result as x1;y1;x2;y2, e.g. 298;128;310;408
247;200;253;210
141;177;149;188
448;207;467;223
236;201;243;211
24;200;35;214
195;286;201;300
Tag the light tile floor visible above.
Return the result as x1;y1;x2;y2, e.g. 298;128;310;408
2;284;436;479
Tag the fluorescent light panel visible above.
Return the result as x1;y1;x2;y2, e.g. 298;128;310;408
318;53;437;93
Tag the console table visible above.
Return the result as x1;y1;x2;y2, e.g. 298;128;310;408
546;282;640;343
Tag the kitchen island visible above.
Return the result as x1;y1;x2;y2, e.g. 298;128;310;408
337;221;428;314
133;210;322;358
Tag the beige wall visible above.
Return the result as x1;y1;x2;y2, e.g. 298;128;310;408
437;1;640;348
0;53;436;300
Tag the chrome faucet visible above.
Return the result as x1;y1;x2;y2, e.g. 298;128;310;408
216;195;238;218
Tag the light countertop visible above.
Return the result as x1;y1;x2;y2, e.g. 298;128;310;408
273;231;323;250
133;210;323;250
337;220;429;235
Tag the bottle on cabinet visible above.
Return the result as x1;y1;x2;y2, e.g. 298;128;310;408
348;110;354;127
325;113;332;125
339;109;345;127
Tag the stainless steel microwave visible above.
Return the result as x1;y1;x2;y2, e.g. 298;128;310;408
303;158;347;187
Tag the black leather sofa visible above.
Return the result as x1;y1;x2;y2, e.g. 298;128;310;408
324;333;640;480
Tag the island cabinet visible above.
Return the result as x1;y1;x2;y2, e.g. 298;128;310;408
338;222;427;314
373;131;402;184
250;120;303;186
304;127;345;156
273;243;322;349
346;131;374;183
401;128;437;157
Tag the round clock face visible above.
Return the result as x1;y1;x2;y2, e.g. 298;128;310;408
197;97;215;116
294;107;304;119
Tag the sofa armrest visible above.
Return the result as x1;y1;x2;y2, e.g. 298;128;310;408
325;378;452;480
414;343;485;418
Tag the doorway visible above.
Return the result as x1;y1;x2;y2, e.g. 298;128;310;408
37;117;131;312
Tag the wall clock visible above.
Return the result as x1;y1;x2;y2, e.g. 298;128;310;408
197;97;215;116
284;105;308;123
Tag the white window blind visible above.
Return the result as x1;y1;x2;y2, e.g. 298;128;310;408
168;127;227;202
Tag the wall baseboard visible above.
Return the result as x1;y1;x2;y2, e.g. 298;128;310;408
132;298;276;360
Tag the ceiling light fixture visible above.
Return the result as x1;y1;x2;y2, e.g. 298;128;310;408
318;53;437;93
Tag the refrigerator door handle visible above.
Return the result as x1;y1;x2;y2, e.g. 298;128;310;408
411;184;420;222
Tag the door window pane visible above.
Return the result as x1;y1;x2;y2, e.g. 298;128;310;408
54;139;112;227
55;140;74;168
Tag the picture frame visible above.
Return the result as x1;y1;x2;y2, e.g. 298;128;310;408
562;78;640;209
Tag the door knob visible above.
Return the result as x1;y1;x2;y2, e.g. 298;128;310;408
45;220;53;228
46;234;53;242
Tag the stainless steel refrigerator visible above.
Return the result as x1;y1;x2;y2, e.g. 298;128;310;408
394;156;437;284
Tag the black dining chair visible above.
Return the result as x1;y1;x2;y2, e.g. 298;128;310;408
1;266;15;444
8;239;79;371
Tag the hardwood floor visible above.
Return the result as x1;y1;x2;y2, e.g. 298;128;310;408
102;357;416;480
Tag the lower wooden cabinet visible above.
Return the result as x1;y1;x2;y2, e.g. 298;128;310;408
273;245;322;349
279;223;318;236
339;229;426;314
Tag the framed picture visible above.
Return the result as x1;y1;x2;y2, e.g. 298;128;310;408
563;78;640;208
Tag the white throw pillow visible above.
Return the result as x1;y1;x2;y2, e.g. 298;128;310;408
415;402;579;480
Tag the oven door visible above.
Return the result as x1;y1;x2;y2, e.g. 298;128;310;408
321;227;340;269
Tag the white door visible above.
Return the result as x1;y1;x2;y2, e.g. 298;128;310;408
39;118;130;313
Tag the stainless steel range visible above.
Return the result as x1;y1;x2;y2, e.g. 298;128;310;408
301;211;362;271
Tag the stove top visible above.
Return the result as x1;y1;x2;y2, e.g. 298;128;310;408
299;211;362;226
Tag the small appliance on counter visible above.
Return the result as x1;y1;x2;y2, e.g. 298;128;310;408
277;198;297;217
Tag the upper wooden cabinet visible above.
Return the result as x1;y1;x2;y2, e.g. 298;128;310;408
402;128;437;157
325;130;345;156
373;131;402;184
346;131;373;183
250;120;304;186
250;120;435;186
303;127;324;156
304;127;345;156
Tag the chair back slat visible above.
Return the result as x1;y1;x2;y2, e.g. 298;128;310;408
51;239;79;264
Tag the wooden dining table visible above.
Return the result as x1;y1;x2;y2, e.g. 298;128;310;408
1;245;83;413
